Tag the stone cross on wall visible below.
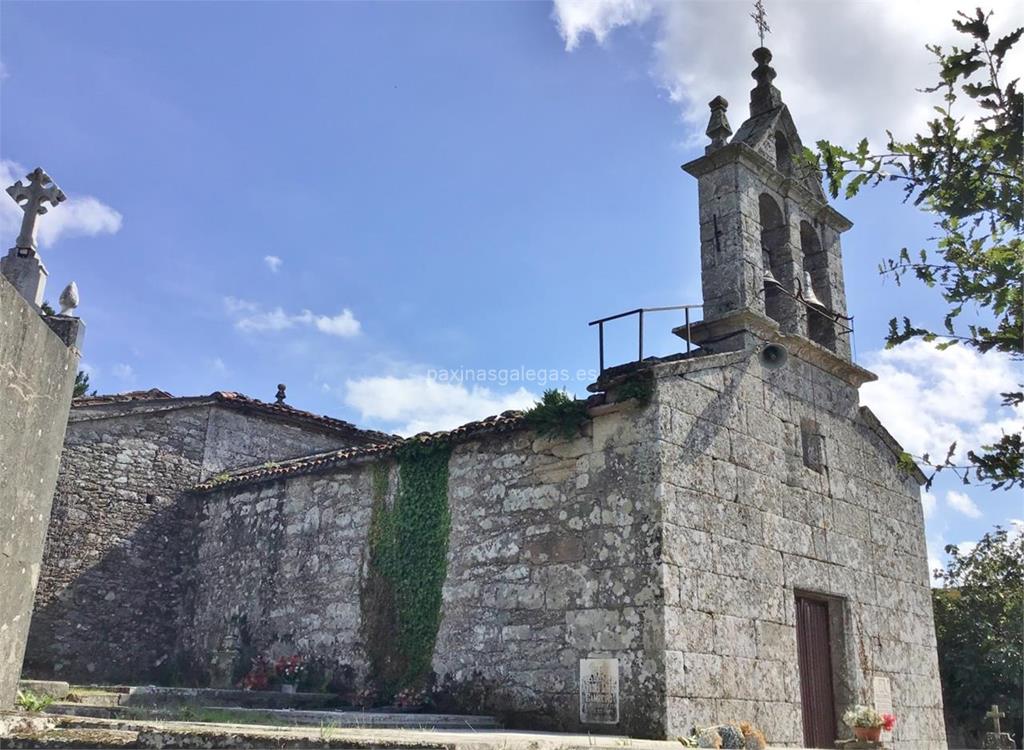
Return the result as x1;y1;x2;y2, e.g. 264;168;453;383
7;167;66;254
2;167;66;307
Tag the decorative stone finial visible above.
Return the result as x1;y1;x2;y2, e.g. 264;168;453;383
705;96;732;152
750;47;783;116
275;384;287;404
59;281;80;315
2;167;65;309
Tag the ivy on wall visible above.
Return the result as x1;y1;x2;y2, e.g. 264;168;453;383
362;441;452;696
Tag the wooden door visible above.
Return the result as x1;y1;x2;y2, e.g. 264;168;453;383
795;595;837;748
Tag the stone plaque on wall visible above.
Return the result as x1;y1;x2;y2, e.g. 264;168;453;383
873;674;893;736
872;675;892;715
579;658;619;724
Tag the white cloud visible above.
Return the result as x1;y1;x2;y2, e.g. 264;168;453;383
264;255;282;273
224;297;361;338
0;61;8;81
921;491;937;520
111;363;134;381
210;357;228;374
551;1;1023;145
223;296;259;314
946;490;982;519
861;340;1023;465
344;375;537;436
555;0;654;50
1009;519;1024;541
954;540;978;557
0;159;122;248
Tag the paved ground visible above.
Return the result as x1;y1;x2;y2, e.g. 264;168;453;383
1;711;686;749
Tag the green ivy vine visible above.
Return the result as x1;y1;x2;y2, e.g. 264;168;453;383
362;442;452;696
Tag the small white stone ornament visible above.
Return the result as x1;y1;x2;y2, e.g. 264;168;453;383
59;281;79;315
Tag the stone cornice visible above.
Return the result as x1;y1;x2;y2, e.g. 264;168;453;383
682;142;853;232
674;310;877;388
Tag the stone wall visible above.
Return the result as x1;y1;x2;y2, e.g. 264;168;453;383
432;411;664;735
0;274;81;707
653;350;945;749
185;405;665;736
25;405;208;683
23;404;361;684
201;407;347;476
181;467;374;688
181;348;945;747
24;331;944;745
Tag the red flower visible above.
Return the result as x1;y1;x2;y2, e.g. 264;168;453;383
882;713;897;732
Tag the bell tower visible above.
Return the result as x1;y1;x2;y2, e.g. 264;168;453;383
678;46;856;364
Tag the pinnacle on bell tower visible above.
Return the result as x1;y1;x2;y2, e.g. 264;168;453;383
676;11;859;371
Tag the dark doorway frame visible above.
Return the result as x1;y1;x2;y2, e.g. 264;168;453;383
794;590;848;748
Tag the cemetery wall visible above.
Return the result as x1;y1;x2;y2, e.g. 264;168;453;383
23;404;360;684
0;274;81;707
652;352;947;749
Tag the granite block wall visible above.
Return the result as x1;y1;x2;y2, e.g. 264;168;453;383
432;406;664;736
24;407;209;683
181;468;374;688
654;351;945;749
201;408;347;476
23;404;360;684
185;404;666;736
0;274;81;707
22;339;944;746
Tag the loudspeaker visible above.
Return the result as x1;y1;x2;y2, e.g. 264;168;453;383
760;343;789;370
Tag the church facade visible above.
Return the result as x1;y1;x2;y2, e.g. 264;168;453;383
25;49;946;748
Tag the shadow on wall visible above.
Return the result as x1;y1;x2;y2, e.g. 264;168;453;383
22;497;203;686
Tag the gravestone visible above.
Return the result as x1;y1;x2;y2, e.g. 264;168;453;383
982;705;1015;750
579;658;618;724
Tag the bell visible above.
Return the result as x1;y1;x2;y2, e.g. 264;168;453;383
801;271;827;310
763;250;782;288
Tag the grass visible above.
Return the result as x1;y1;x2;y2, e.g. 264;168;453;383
16;689;54;712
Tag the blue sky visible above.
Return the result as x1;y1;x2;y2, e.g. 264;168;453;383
1;0;1020;576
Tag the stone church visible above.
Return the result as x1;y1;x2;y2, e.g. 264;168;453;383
24;48;946;748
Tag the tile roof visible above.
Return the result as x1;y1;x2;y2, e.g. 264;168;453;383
72;389;400;444
193;409;529;493
73;388;174;405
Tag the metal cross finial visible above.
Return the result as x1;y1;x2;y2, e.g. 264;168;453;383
751;0;770;48
6;167;66;254
986;705;1005;735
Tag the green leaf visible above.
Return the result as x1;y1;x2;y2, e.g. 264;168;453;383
992;27;1023;61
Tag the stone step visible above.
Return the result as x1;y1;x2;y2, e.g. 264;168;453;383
45;702;501;730
65;692;125;707
2;726;138;749
121;686;340;710
69;685;133;694
16;681;71;701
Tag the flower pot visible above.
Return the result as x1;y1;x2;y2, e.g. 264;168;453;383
853;726;882;742
281;683;297;694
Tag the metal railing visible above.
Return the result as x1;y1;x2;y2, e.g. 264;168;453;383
588;304;703;374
